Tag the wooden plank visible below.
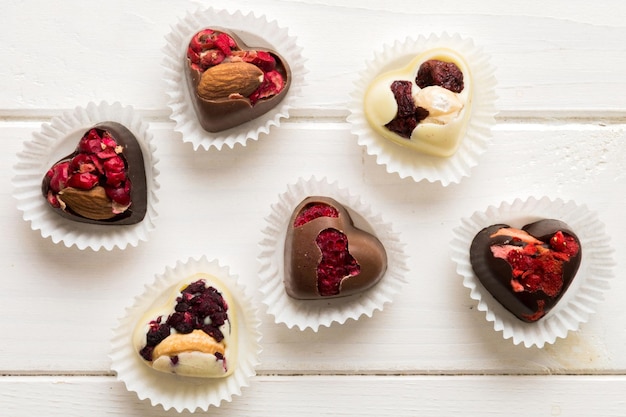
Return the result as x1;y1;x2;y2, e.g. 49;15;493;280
1;1;625;115
1;375;625;416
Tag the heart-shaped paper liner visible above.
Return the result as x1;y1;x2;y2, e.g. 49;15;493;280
470;220;582;323
163;7;306;150
185;28;291;132
284;196;387;299
450;197;614;348
110;256;262;412
347;33;498;185
12;101;160;251
41;122;147;225
258;176;408;331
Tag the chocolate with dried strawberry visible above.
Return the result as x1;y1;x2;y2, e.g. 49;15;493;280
41;122;147;225
470;219;582;322
185;28;291;132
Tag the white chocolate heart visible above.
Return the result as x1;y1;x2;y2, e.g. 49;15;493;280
133;273;238;378
364;48;472;157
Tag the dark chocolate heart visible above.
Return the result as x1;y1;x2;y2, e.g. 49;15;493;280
470;219;582;322
284;196;387;300
185;28;291;132
41;122;147;225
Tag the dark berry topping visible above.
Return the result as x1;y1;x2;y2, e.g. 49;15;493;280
139;279;230;361
416;59;464;93
384;80;429;139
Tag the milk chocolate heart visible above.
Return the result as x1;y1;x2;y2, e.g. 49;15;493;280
364;48;472;157
41;122;147;225
133;274;238;378
470;219;582;322
284;196;387;299
185;28;291;132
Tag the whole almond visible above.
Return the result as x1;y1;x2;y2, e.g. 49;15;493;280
58;185;116;220
197;61;264;100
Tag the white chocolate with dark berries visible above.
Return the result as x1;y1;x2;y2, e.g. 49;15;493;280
364;48;472;157
134;274;238;378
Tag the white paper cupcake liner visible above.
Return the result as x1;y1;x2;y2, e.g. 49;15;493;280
450;196;614;348
163;7;306;150
258;176;408;331
109;256;262;412
12;101;160;251
347;32;498;185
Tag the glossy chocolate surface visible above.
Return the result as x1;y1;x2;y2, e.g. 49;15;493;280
284;196;387;300
185;28;291;132
42;121;147;225
470;219;582;322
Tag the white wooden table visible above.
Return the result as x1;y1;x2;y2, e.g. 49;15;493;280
3;1;626;415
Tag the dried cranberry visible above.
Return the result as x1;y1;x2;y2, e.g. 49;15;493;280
46;161;70;192
249;70;285;104
384;80;429;138
66;172;99;190
236;50;276;72
416;60;464;93
78;129;103;154
105;181;131;206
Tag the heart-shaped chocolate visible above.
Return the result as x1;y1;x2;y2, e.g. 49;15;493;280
284;196;387;300
364;48;472;157
470;219;582;322
185;28;291;132
133;274;238;378
41;122;147;225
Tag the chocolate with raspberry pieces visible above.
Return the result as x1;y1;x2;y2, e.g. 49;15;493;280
41;122;147;225
470;219;582;322
185;28;291;132
284;196;387;299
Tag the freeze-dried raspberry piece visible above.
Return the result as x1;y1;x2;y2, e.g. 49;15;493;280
416;59;464;93
384;80;429;138
315;228;361;296
293;202;339;227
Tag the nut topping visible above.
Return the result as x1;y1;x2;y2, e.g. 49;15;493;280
58;185;117;220
197;61;264;100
